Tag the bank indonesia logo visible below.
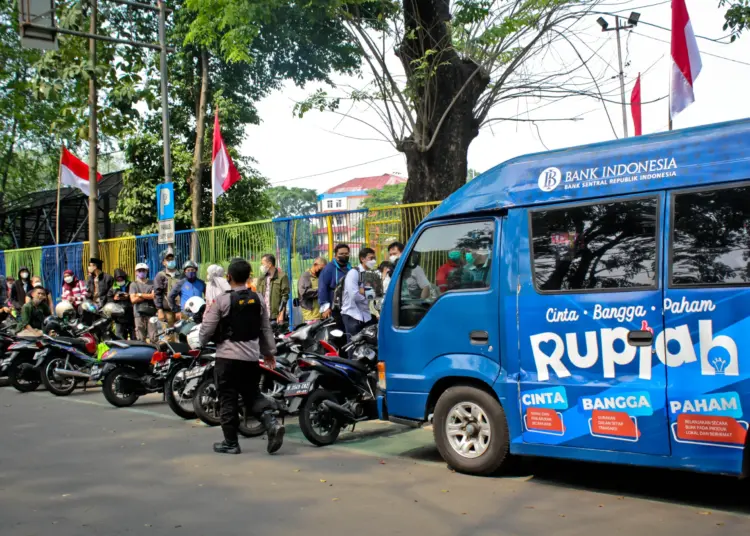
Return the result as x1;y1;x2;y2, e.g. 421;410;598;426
538;167;561;192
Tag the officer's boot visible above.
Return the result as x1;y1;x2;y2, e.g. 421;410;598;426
262;411;285;454
214;427;241;454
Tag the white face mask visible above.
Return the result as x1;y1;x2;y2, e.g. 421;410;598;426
260;265;269;275
365;259;377;270
64;276;74;284
389;255;400;263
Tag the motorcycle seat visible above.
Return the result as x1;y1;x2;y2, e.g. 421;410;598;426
51;337;92;351
316;354;370;373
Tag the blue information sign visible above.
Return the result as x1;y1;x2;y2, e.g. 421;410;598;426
156;183;174;221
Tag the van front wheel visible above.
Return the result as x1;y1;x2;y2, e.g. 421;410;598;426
433;386;509;476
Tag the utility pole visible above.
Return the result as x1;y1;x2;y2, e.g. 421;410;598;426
88;0;99;259
597;12;640;138
158;0;172;188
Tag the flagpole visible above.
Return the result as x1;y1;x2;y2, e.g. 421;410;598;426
211;106;217;261
668;66;673;131
56;148;62;245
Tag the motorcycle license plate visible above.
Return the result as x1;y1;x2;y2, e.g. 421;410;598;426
186;366;206;380
284;381;312;397
90;366;101;381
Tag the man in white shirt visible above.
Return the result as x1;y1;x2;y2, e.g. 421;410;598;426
341;247;377;342
386;241;431;299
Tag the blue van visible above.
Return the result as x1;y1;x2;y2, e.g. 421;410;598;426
378;118;750;476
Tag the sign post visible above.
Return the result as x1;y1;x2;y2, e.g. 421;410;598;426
156;183;175;245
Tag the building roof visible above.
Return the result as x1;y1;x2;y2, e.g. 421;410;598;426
325;174;406;194
427;117;750;222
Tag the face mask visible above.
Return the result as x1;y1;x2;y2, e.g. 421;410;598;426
260;265;269;275
20;272;29;280
365;259;377;270
116;278;126;285
186;271;197;281
465;253;475;265
64;276;74;284
389;255;400;263
33;282;42;289
337;256;349;266
136;271;147;280
88;266;96;274
166;260;176;270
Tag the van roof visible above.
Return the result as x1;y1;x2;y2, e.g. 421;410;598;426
426;117;750;222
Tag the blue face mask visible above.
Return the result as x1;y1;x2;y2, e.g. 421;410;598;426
465;253;474;265
166;260;176;270
186;271;197;281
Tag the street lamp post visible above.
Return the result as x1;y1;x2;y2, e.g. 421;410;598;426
597;12;640;138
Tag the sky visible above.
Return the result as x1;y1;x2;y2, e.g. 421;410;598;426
240;0;750;196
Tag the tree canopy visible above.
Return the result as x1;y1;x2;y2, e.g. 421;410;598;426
361;183;406;209
267;186;320;218
721;0;750;40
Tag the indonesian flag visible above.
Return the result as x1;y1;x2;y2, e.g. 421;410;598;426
60;147;102;197
631;73;642;136
211;113;241;203
670;0;702;118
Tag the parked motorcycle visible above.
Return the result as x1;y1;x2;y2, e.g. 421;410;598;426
94;321;194;408
286;323;380;446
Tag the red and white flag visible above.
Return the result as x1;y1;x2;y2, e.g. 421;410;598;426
211;113;241;203
60;147;102;197
670;0;702;118
631;73;642;136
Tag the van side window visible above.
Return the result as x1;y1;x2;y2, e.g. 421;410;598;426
671;186;750;286
397;220;494;328
530;197;658;292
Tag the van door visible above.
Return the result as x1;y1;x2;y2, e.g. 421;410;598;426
379;218;500;421
664;184;750;473
517;193;670;456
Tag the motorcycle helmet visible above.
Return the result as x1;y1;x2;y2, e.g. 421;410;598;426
183;296;205;317
100;302;126;319
80;300;97;314
183;260;199;271
55;301;76;320
187;325;201;350
43;315;64;336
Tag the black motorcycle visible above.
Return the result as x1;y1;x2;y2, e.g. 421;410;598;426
94;321;194;408
286;323;380;446
2;317;81;393
34;316;113;396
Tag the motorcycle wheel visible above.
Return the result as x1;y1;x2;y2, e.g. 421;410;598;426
102;367;139;407
193;378;220;426
165;364;196;419
191;378;266;437
299;389;342;446
8;363;41;393
41;357;77;396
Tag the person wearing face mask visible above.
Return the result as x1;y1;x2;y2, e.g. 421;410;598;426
318;243;351;320
168;260;206;316
11;267;33;314
436;249;465;293
154;250;180;328
5;276;14;310
130;263;157;342
86;258;114;308
16;287;51;334
341;248;377;343
61;269;89;308
255;254;290;325
382;241;406;294
297;257;327;322
206;264;231;306
107;268;135;339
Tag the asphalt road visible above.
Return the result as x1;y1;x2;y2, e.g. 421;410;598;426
1;384;749;536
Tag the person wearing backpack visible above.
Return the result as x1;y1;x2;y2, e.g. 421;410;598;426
318;243;351;319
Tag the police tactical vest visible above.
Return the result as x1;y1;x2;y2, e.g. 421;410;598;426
218;289;261;342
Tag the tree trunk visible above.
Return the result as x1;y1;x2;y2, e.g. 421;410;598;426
190;49;209;257
0;116;19;209
397;0;489;205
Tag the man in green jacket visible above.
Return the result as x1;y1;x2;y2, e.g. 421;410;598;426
256;254;290;324
16;287;50;333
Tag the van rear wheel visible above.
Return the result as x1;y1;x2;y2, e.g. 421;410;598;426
433;386;509;476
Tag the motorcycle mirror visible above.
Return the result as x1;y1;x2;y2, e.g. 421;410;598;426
330;329;344;338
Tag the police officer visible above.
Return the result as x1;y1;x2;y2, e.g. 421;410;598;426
198;258;284;455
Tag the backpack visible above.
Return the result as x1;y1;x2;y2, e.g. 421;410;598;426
332;275;347;312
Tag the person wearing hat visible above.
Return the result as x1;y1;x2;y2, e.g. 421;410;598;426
154;250;180;328
61;269;89;308
86;258;114;308
168;260;206;314
130;263;157;341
